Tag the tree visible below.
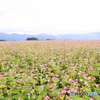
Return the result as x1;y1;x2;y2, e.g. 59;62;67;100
46;39;51;40
0;39;7;41
26;37;38;40
46;39;55;40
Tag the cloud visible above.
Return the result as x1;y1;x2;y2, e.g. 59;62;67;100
0;0;100;35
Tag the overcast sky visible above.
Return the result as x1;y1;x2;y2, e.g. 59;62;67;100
0;0;100;35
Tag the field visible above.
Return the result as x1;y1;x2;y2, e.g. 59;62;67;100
0;40;100;100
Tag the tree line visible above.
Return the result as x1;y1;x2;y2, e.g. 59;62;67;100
0;37;55;41
26;37;38;40
26;37;55;40
0;39;7;41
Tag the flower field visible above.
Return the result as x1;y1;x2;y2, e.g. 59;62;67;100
0;40;100;100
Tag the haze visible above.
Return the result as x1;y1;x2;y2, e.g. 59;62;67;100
0;0;100;35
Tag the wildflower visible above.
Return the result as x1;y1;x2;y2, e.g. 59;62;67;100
13;85;16;87
7;90;9;93
68;90;70;93
45;74;48;78
61;90;66;94
40;65;44;67
30;90;34;93
39;76;42;79
0;75;3;78
64;86;67;89
50;87;56;91
9;69;12;71
34;76;37;79
51;83;53;86
41;85;43;89
70;88;74;91
58;90;66;96
88;66;93;70
17;93;20;95
84;82;88;85
44;96;50;100
90;98;93;100
80;79;82;81
88;77;91;80
75;86;78;89
74;90;77;92
33;96;35;99
1;63;4;65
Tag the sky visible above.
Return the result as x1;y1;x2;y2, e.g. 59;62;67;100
0;0;100;35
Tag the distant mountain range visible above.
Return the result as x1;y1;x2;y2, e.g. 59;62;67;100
0;32;100;41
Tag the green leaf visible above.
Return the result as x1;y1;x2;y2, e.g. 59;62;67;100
94;70;99;76
11;90;20;94
95;96;100;100
70;96;83;100
0;95;4;99
95;88;100;94
0;85;6;88
38;95;42;99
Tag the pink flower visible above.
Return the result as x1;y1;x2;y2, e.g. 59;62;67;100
51;83;53;86
30;90;34;93
33;96;35;99
8;99;11;100
45;74;48;78
63;86;67;89
61;90;66;94
40;65;44;67
44;96;50;100
50;87;56;91
80;79;82;81
70;88;74;91
68;79;72;82
74;90;77;92
84;82;88;85
39;76;42;79
1;63;4;65
88;66;93;70
17;93;20;95
7;90;9;93
68;90;70;93
89;98;93;100
34;76;37;79
75;86;78;89
41;86;43;89
27;93;30;95
58;90;66;96
0;75;3;78
13;85;16;87
35;69;38;71
18;98;21;100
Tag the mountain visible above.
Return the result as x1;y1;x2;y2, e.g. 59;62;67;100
0;33;57;41
56;32;100;40
0;32;100;41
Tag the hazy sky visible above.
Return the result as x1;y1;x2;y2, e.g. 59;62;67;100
0;0;100;35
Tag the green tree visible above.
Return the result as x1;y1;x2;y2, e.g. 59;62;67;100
26;37;38;40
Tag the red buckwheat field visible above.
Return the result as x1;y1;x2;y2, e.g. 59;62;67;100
0;40;100;100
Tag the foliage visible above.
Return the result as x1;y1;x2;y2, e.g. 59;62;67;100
0;40;100;100
26;37;38;40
